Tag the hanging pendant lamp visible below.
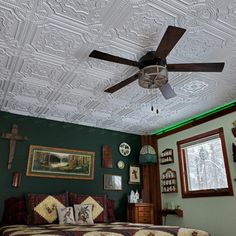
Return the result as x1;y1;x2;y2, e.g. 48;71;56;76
139;144;157;164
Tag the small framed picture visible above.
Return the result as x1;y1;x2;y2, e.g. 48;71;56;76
129;165;141;184
104;174;122;190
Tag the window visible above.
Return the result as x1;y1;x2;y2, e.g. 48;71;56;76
177;128;233;198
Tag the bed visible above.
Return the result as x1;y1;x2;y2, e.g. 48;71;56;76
0;223;209;236
1;193;210;236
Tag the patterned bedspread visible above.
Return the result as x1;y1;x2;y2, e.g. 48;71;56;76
0;222;209;236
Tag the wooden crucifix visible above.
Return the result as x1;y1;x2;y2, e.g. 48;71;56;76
132;169;138;180
1;124;28;169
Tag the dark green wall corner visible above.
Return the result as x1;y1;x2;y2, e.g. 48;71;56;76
0;111;141;221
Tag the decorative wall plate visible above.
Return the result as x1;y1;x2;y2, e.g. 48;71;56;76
117;160;125;169
119;142;131;156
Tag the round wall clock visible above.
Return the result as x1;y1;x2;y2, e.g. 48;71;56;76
119;142;131;156
117;160;125;169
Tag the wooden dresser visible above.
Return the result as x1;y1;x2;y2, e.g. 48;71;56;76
127;203;154;224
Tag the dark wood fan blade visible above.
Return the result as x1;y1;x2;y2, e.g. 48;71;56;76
105;72;140;93
167;63;225;72
159;83;176;100
155;26;186;59
89;50;139;67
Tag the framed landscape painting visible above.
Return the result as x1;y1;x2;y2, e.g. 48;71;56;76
26;145;95;180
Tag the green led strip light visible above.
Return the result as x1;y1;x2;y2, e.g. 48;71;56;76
152;100;236;135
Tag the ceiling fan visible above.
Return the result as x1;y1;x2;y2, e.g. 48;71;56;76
89;26;224;99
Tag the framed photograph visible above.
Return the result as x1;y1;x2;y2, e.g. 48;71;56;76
129;165;141;184
104;174;122;190
26;145;95;180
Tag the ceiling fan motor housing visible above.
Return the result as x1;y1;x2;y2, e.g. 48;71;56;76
138;51;166;69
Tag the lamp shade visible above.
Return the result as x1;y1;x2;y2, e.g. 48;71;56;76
139;145;157;164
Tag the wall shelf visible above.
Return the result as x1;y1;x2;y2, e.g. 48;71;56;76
161;209;183;217
161;168;178;193
161;208;183;225
160;148;174;164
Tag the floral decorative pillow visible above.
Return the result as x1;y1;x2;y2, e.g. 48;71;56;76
70;193;107;222
57;206;75;224
74;204;94;224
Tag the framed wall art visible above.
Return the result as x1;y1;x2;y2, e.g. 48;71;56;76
26;145;95;180
104;174;122;190
129;165;141;184
119;142;131;156
117;160;125;169
102;144;112;168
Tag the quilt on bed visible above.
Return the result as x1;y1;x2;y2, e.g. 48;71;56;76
0;222;209;236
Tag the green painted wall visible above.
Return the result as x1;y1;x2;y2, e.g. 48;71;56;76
158;111;236;236
0;111;141;221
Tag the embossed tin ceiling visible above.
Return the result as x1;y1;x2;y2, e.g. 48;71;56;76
0;0;235;135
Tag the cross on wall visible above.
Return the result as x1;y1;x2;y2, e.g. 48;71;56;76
1;124;28;169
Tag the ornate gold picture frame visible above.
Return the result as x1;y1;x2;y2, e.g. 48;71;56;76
26;145;95;180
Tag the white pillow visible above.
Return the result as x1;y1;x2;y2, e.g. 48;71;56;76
57;206;75;224
74;204;94;224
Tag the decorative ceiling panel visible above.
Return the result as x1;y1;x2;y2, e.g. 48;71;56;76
0;0;235;134
113;3;176;48
44;0;115;26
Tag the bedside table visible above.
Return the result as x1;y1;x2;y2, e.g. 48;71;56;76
127;203;154;224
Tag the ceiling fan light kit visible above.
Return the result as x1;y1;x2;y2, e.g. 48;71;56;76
139;65;168;89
